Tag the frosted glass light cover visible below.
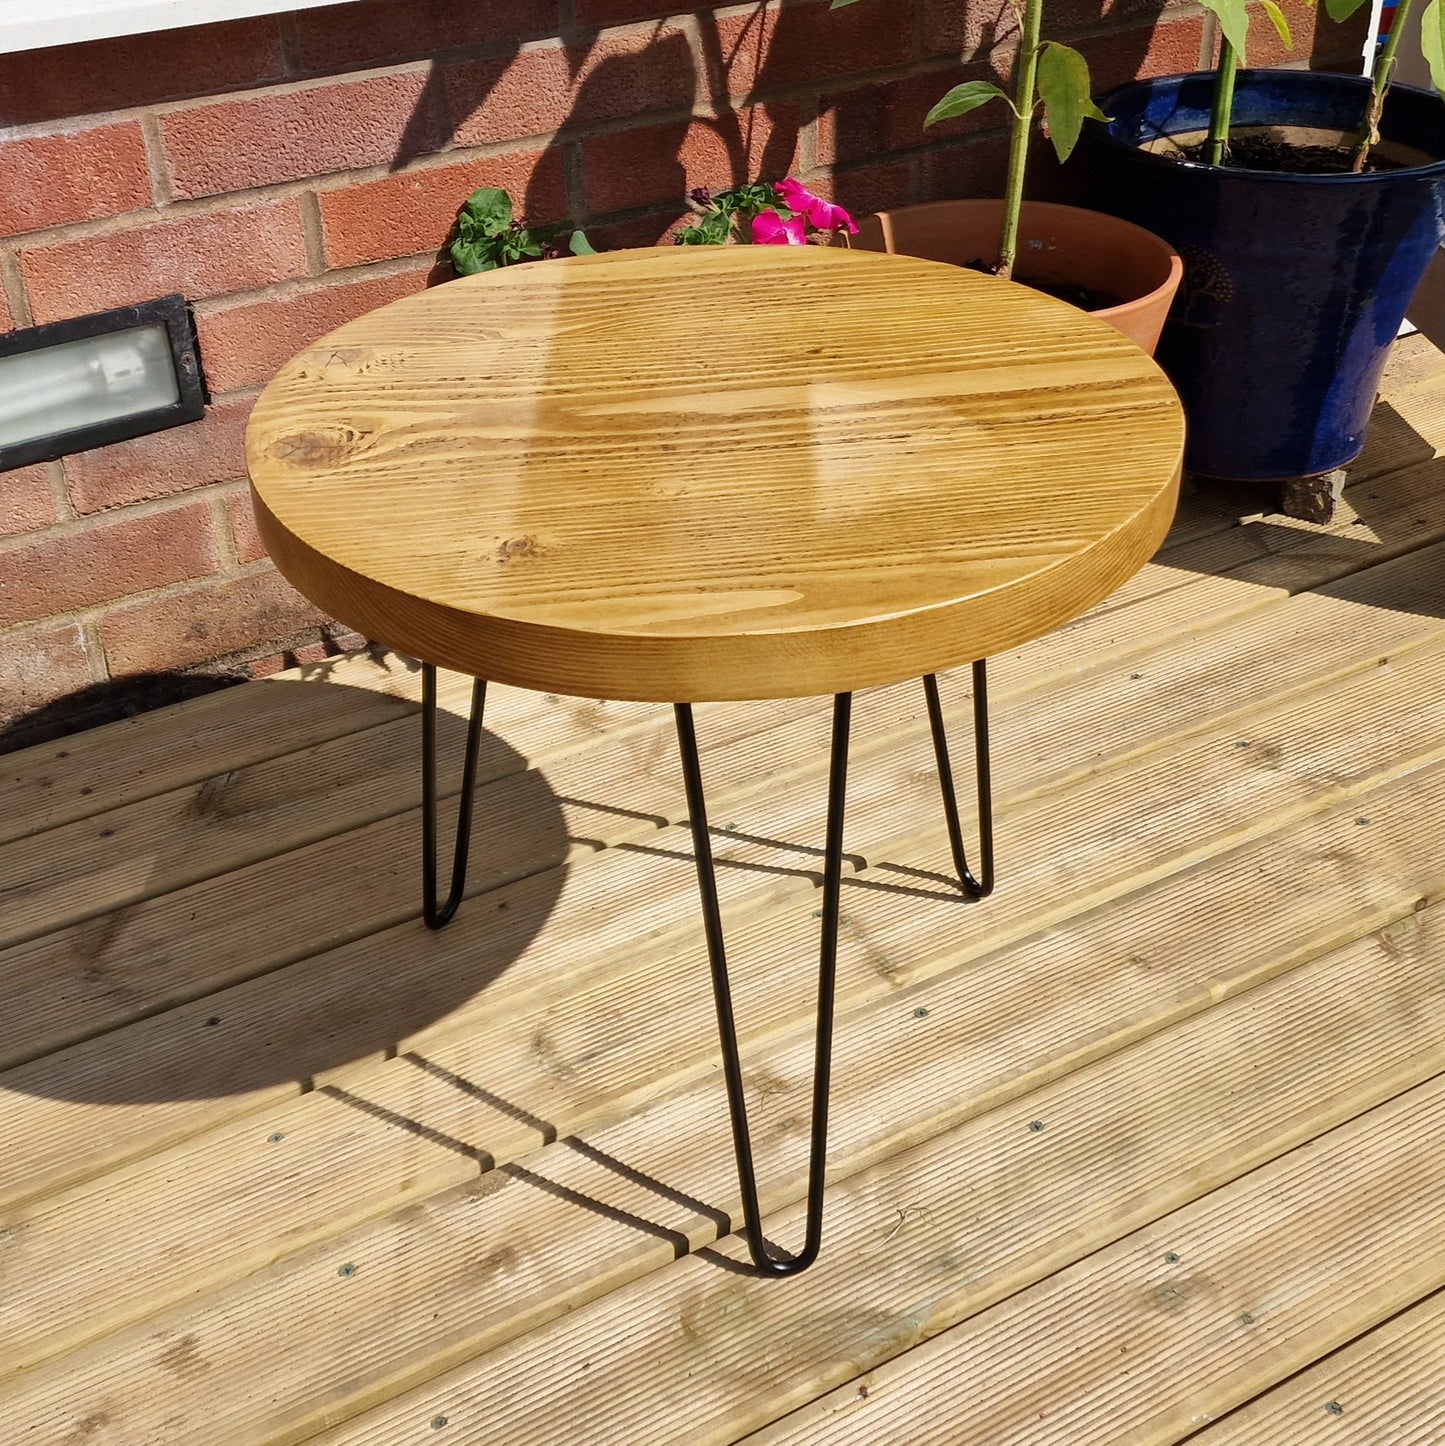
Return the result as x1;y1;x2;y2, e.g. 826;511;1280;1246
0;323;181;448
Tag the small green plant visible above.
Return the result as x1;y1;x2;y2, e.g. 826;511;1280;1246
1195;0;1298;165
832;0;1103;280
449;188;595;275
1197;0;1445;171
1350;0;1445;168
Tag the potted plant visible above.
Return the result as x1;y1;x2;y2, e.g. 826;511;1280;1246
1069;2;1445;515
832;0;1183;352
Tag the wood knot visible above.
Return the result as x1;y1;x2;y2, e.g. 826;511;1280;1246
269;425;369;468
496;536;541;564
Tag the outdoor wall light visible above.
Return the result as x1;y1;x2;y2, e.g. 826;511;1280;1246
0;294;206;470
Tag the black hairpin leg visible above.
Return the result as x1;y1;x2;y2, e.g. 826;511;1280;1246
676;693;852;1275
421;662;488;929
677;665;993;1274
924;660;994;898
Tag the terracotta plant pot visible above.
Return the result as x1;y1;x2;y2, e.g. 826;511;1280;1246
853;199;1183;355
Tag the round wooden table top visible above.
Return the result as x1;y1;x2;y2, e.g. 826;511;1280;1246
246;245;1184;702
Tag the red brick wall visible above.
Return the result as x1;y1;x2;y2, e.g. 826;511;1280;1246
0;0;1362;741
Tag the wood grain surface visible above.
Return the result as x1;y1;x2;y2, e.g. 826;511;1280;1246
246;246;1184;701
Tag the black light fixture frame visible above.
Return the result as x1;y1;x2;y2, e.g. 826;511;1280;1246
0;293;207;472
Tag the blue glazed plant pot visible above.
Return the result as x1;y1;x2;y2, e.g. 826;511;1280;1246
1071;70;1445;483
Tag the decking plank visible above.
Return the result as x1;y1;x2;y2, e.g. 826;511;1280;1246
6;626;1445;1392
8;775;1444;1443
7;556;1444;1216
747;1053;1445;1445
290;895;1445;1446
1192;1289;1445;1443
0;684;830;951
0;652;655;847
0;650;419;847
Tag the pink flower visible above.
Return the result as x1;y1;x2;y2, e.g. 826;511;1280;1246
775;177;860;236
751;209;809;245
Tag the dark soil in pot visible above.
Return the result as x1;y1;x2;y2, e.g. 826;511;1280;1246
960;258;1125;311
1171;135;1409;173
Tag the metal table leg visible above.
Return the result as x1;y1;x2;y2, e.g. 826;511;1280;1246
417;659;995;1275
420;662;487;929
673;663;994;1274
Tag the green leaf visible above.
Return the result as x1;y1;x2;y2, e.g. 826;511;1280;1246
458;187;513;236
829;0;865;8
1260;0;1294;47
1036;43;1105;162
569;229;596;256
1199;0;1250;60
1325;0;1369;19
1424;0;1445;93
449;240;495;275
674;211;732;245
923;80;1010;128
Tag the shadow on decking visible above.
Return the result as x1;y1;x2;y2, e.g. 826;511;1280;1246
0;674;573;1104
1158;400;1445;614
322;1052;771;1267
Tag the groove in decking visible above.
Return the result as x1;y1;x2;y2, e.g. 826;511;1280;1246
3;334;1445;1442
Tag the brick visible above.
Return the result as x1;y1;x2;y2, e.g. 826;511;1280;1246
727;1;913;100
64;397;255;516
446;28;695;148
196;268;432;393
319;150;567;268
0;464;56;539
0;623;96;736
813;161;913;216
292;0;559;74
159;70;441;201
101;567;328;676
0;19;284;127
0;500;217;631
0;123;151;236
923;0;1185;62
575;0;674;27
1253;0;1321;66
917;128;1011;201
20;199;309;327
0;285;12;333
227;488;267;565
584;104;802;215
587;207;693;249
1077;14;1206;94
818;60;1008;167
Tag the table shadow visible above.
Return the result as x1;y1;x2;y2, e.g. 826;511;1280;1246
0;669;570;1104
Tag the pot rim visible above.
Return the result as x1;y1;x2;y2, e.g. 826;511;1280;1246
1089;68;1445;185
867;197;1182;257
861;197;1184;325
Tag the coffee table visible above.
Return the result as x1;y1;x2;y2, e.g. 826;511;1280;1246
245;245;1184;1275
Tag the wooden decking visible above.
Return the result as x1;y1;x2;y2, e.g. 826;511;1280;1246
6;339;1445;1443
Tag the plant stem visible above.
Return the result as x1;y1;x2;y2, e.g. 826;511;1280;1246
1352;0;1412;172
997;0;1043;279
1205;37;1238;166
